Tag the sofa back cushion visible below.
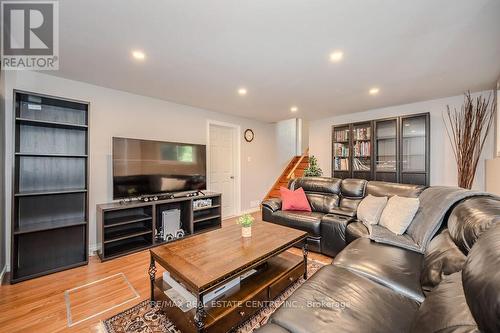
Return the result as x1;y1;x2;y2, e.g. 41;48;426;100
367;181;426;198
462;223;500;333
420;229;466;294
306;193;339;214
340;178;367;198
339;178;367;211
290;177;341;194
447;196;500;254
289;177;341;213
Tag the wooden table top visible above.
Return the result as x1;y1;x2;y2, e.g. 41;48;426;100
150;222;307;293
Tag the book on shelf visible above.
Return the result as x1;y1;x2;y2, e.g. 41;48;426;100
334;129;350;142
334;157;349;171
333;143;349;157
353;141;371;157
353;127;371;140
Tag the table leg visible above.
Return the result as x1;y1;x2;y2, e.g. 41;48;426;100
302;242;308;279
194;294;206;333
148;255;157;302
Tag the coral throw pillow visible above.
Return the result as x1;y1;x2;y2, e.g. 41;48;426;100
280;187;312;212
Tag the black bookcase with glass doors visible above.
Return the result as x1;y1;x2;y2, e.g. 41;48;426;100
332;112;429;186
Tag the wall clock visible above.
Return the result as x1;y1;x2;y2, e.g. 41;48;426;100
244;129;254;142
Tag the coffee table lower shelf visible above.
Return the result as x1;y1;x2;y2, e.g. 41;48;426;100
153;252;305;333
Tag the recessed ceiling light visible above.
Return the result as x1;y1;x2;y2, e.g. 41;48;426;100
369;87;380;95
290;106;298;113
237;88;247;96
132;50;146;60
329;51;344;63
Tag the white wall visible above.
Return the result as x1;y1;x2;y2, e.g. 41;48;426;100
485;79;500;195
0;71;5;277
275;118;298;169
309;92;495;191
3;71;280;263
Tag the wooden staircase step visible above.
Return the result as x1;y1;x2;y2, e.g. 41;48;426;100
264;152;309;200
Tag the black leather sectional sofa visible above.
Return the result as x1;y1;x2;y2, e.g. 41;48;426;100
259;177;500;333
262;177;425;257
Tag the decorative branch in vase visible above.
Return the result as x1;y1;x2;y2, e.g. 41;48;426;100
443;91;496;189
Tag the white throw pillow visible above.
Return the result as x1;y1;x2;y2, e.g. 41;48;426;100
379;195;420;235
357;195;388;229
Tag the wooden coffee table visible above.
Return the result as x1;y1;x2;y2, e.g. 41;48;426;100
148;222;308;333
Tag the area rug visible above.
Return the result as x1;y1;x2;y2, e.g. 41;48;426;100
103;259;324;333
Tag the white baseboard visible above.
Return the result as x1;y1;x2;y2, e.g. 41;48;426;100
89;244;99;257
239;207;261;215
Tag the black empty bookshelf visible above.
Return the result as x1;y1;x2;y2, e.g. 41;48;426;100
11;90;89;283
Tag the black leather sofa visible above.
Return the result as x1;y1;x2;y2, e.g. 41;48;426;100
257;178;500;333
262;177;425;256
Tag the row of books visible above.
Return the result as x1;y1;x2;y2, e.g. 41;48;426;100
353;141;371;157
333;129;350;142
353;127;371;140
333;143;349;157
334;157;349;171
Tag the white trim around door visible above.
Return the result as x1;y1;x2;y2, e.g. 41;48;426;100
206;120;241;218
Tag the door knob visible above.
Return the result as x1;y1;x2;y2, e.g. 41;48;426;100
230;176;235;179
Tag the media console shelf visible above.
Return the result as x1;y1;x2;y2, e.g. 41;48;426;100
97;192;222;261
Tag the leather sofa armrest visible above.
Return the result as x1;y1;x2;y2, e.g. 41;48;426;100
320;214;355;257
262;198;282;212
329;207;357;218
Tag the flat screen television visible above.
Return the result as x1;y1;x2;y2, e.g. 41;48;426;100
112;137;206;199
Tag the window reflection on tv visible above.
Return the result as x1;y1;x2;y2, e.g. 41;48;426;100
112;137;206;199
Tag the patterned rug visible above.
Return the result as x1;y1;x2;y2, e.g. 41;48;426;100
103;259;324;333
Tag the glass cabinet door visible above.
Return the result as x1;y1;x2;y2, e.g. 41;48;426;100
333;126;350;174
401;116;426;172
352;122;372;174
375;120;397;172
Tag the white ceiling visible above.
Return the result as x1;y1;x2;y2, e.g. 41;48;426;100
48;0;500;122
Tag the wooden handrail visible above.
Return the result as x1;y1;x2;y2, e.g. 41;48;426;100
286;148;309;180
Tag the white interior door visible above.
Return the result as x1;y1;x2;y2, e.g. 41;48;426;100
209;124;236;218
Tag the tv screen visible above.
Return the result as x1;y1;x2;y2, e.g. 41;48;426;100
112;137;206;199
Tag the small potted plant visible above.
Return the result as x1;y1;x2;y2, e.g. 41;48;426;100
237;214;254;237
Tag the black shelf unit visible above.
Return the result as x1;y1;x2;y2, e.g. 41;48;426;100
11;90;89;283
97;193;222;261
332;112;430;186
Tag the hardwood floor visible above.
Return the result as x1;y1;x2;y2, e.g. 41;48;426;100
0;212;331;333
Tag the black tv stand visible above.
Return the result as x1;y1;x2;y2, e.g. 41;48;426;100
97;192;222;261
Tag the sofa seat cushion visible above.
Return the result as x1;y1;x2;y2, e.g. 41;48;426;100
272;211;324;236
334;238;425;302
410;273;479;333
268;265;419;333
346;221;369;243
